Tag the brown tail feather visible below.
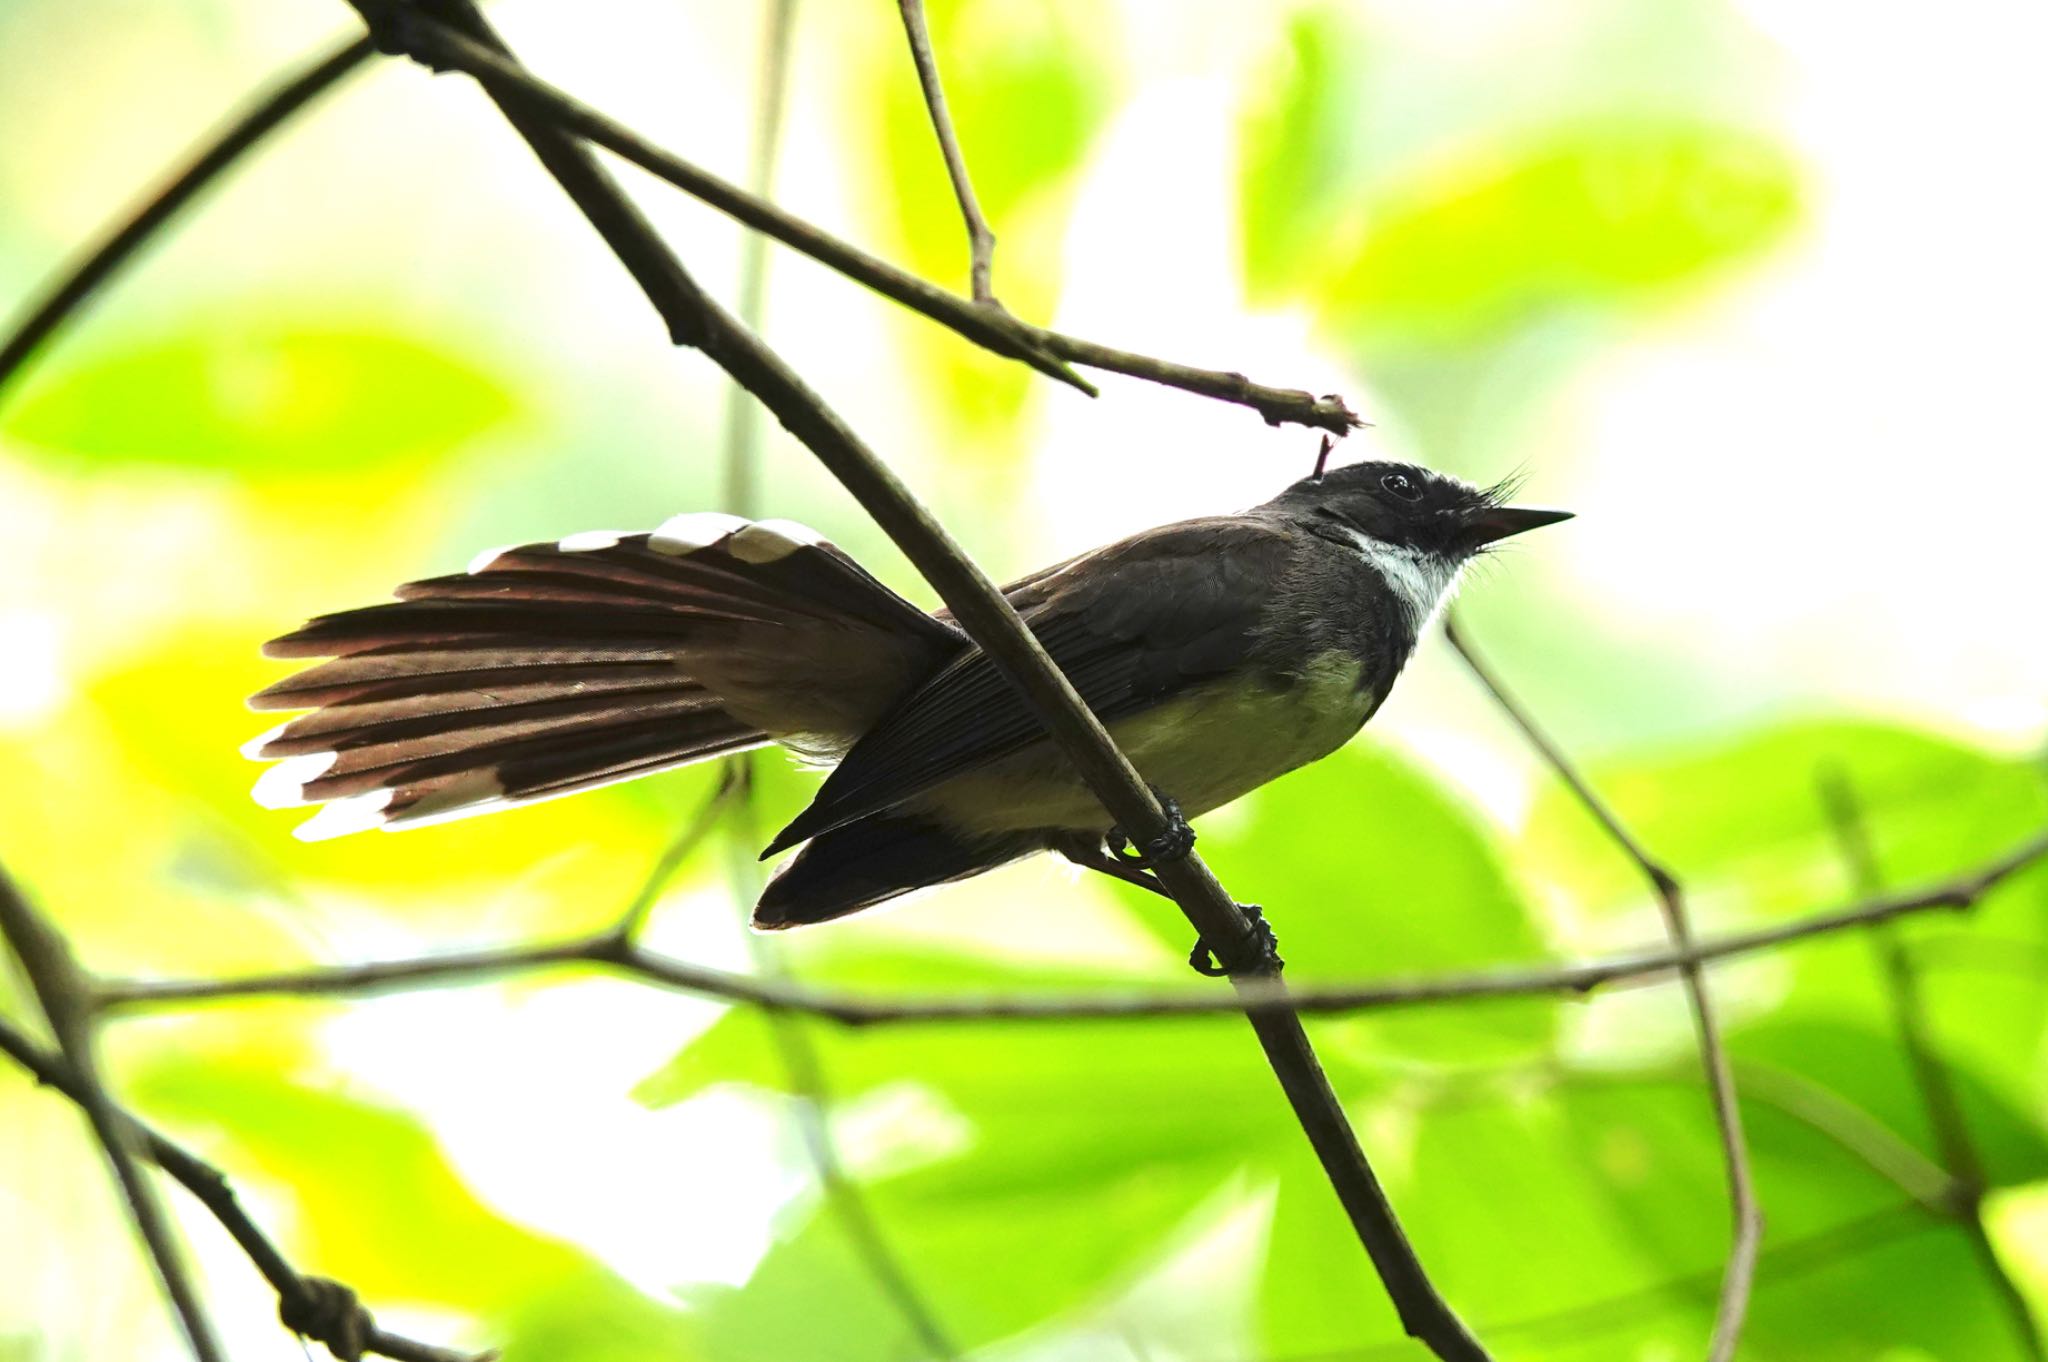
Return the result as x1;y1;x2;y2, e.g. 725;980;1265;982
251;647;685;709
247;513;957;840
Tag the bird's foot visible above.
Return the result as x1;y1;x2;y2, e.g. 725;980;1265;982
1108;789;1195;868
1190;904;1283;978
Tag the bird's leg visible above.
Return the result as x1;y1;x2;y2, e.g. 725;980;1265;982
1188;904;1282;978
1106;788;1195;868
1052;830;1283;978
1053;832;1171;899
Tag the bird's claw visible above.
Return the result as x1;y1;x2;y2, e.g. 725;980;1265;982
1190;904;1283;977
1108;789;1195;868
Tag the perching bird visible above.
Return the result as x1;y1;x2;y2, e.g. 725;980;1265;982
244;459;1568;949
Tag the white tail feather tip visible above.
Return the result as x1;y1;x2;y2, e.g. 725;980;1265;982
557;530;627;553
251;752;340;809
294;789;396;841
238;723;289;760
649;512;747;555
728;518;824;564
466;544;516;574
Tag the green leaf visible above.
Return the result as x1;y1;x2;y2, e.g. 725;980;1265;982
1;323;516;472
855;0;1110;439
127;1033;602;1315
1332;117;1798;348
1238;9;1378;304
643;939;1324;1358
1520;719;2048;928
1737;1016;2048;1193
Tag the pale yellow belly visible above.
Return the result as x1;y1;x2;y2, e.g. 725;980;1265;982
911;652;1372;835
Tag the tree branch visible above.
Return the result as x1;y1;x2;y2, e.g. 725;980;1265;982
0;35;373;401
0;870;226;1362
95;824;2048;1022
1446;618;1761;1362
0;1004;490;1362
262;5;1461;1352
893;0;996;303
1820;772;2047;1361
368;10;1363;434
713;6;959;1353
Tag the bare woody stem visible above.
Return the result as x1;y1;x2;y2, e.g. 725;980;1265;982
358;11;1362;434
894;0;997;303
0;1001;488;1362
0;36;374;400
1819;772;2048;1362
0;871;226;1362
1445;617;1761;1362
715;5;959;1353
336;3;1478;1355
95;824;2048;1022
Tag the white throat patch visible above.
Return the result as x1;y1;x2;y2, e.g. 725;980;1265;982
1337;529;1465;633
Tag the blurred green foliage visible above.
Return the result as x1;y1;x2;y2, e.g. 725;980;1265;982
2;1;2043;1361
0;322;516;473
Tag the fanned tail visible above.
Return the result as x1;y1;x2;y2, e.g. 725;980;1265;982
245;514;956;839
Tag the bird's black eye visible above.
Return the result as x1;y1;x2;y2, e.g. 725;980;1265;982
1380;472;1422;502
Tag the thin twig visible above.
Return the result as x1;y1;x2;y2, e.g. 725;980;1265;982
894;0;996;302
714;6;959;1352
1728;1062;1961;1214
1310;1202;1932;1362
0;36;374;401
1820;772;2047;1361
365;10;1363;434
339;6;1462;1351
0;869;226;1362
719;0;799;518
608;768;743;940
95;825;2048;1021
0;1008;489;1362
1445;618;1760;1362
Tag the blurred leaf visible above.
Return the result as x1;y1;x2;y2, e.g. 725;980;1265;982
1;323;515;472
128;1030;600;1315
1734;1017;2048;1192
1239;9;1377;304
1742;1217;2033;1361
499;1268;703;1361
873;0;1108;301
1521;719;2048;927
645;941;1344;1358
1332;118;1799;348
1242;49;1802;352
695;1149;1229;1362
860;0;1110;441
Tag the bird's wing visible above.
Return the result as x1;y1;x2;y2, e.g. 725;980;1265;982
764;517;1294;852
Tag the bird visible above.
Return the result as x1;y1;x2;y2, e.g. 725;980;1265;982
243;458;1568;965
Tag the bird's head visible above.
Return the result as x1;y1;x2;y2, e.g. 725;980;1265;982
1269;459;1572;562
1264;459;1572;630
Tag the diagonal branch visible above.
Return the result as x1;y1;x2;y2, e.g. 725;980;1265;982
1820;772;2047;1361
93;824;2048;1023
0;35;374;400
0;869;226;1362
366;11;1361;433
894;0;997;303
1445;618;1761;1362
0;1004;489;1362
713;4;958;1352
339;4;1479;1354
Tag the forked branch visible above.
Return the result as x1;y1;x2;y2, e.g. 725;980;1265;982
338;2;1478;1354
1446;618;1761;1362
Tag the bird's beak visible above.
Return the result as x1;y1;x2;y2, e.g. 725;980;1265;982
1459;505;1574;549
